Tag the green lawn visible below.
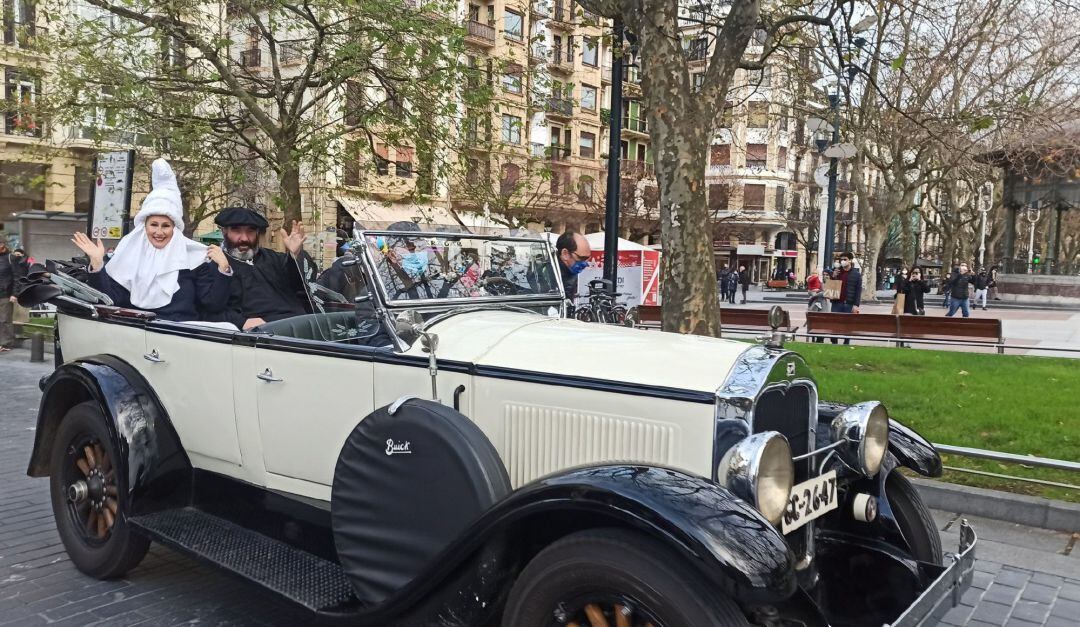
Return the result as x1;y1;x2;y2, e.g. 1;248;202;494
792;343;1080;502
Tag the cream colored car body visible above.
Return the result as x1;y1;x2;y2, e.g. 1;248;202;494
58;310;751;502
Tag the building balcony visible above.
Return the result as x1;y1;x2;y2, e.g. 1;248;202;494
240;48;261;68
465;20;496;47
550;2;574;28
545;97;574;119
621;116;648;137
4;113;41;138
620;160;654;178
532;1;551;18
549;145;572;163
549;52;574;74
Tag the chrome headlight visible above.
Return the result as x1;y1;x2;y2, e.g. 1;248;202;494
717;432;794;525
831;401;890;476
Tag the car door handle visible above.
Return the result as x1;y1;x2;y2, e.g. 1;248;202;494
256;368;283;383
142;350;164;363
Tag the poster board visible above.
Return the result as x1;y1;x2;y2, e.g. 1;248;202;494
578;248;662;308
87;150;135;240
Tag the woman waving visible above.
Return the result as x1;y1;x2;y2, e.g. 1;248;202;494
72;159;232;322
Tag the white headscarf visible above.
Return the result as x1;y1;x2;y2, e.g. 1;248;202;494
105;159;208;310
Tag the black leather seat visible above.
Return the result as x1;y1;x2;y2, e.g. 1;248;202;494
255;312;392;347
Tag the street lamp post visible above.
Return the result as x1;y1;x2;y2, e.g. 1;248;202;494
602;20;625;294
977;185;991;269
822;93;840;264
1025;202;1041;274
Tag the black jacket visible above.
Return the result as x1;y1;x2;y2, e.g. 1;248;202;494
974;273;991;290
901;279;930;314
947;270;974;299
560;262;578;300
219;248;317;327
87;261;232;322
828;267;862;306
738;271;751;287
0;252;13;298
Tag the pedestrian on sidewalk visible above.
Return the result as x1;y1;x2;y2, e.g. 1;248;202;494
989;266;1000;300
738;265;751;304
724;267;738;304
973;268;991;310
825;252;862;345
945;262;974;318
901;267;929;315
0;239;17;352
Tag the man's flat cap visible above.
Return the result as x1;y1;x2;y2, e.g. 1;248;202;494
215;207;269;229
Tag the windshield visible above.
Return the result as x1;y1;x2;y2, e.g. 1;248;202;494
360;232;562;304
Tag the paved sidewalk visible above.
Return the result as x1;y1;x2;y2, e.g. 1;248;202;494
1;349;1077;625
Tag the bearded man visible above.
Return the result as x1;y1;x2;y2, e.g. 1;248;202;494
214;207;317;330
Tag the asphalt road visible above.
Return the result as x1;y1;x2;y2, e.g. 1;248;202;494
1;349;1077;626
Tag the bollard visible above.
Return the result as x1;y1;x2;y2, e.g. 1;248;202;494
29;333;45;363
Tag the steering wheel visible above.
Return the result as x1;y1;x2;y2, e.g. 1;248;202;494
480;275;521;296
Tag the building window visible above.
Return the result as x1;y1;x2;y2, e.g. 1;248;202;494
395;146;413;178
579;131;595;158
719;101;734;128
375;143;390;175
504;10;523;41
692;72;705;92
709;183;730;211
747;101;769;128
777;146;788;170
551;171;562;195
501;114;521;144
687;37;707;61
580;84;597;111
343;140;360;187
743;184;765;211
709;143;730;166
775;185;787;212
746;144;767;168
502;63;522;93
500;162;520;196
5;70;39;136
582;37;599;66
466;157;480;185
579;176;595;201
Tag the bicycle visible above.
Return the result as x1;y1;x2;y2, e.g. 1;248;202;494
573;279;630;325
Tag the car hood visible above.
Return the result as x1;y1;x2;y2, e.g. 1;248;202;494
422;310;751;394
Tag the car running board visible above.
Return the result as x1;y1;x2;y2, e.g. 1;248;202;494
128;507;360;614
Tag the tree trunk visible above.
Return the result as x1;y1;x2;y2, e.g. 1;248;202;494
278;156;303;229
656;127;721;336
862;226;888;300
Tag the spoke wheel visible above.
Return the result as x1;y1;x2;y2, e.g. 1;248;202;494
49;402;149;579
503;528;749;627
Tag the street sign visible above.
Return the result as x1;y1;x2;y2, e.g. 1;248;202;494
87;150;135;240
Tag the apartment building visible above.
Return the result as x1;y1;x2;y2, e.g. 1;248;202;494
0;1;92;249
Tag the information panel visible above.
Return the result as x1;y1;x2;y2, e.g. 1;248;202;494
88;151;135;239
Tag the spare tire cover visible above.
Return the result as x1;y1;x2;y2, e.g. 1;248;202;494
331;398;511;604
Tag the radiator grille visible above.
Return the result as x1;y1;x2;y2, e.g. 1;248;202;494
753;384;814;560
501;404;676;487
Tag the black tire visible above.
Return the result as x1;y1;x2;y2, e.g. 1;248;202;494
886;472;943;564
49;401;150;579
502;528;750;627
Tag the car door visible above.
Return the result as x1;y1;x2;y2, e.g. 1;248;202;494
142;321;244;469
253;337;377;490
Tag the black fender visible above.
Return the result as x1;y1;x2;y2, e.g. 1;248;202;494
26;355;191;515
347;464;796;624
818;401;942;477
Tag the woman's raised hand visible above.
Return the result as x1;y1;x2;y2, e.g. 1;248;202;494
71;232;106;271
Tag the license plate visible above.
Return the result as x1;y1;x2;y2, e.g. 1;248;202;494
781;470;838;534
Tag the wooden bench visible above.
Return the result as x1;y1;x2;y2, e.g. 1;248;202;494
806;312;1004;352
766;279;791;290
631;305;795;333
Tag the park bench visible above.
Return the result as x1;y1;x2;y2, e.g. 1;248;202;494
765;279;791;290
630;305;795;334
805;312;1004;353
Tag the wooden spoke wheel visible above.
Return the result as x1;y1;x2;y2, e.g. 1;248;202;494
49;402;149;579
502;528;749;627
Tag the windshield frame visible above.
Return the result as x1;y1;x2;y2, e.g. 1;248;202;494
355;229;566;311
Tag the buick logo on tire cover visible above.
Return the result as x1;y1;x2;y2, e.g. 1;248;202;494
386;439;412;455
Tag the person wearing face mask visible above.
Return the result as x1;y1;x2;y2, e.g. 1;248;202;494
901;266;930;315
825;252;862;344
213;207;317;330
945;262;975;317
71;159;233;323
0;239;18;352
555;231;592;301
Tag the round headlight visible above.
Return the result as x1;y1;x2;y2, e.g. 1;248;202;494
831;401;890;476
717;432;794;525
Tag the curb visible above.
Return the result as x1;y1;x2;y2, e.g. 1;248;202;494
910;477;1080;533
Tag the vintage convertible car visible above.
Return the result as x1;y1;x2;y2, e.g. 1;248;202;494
25;230;975;626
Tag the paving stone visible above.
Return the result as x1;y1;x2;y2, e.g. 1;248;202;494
1020;582;1060;604
1057;582;1080;601
1044;617;1079;627
972;570;996;590
1048;597;1080;618
970;601;1013;625
938;603;975;626
1009;600;1052;624
983;583;1023;606
995;568;1034;589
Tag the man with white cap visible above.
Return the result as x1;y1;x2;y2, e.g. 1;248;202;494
72;159;233;322
213;206;317;330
